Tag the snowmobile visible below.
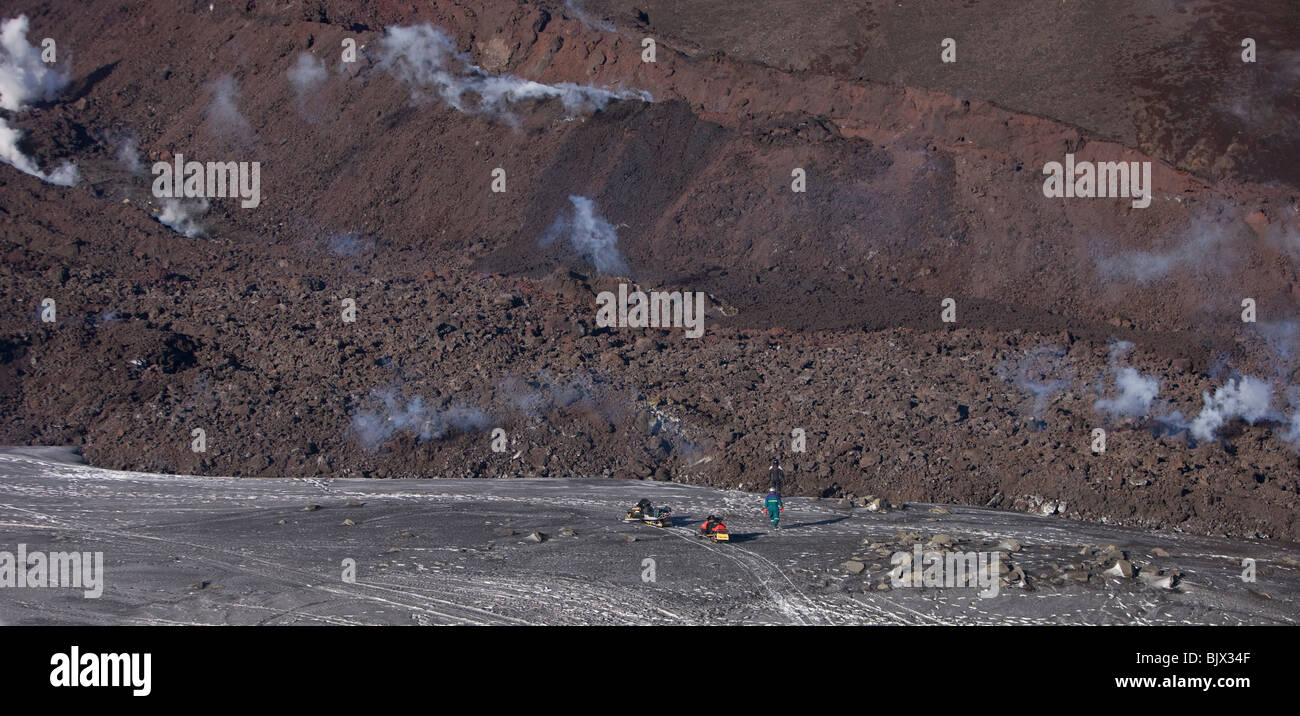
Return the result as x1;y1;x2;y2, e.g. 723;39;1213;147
624;500;673;528
698;515;730;542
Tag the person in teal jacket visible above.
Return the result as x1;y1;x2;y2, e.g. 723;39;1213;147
764;488;784;529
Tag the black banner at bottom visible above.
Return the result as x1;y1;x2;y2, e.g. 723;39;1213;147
0;626;1285;704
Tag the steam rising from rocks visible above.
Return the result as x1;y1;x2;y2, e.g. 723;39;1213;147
375;23;650;123
1283;389;1300;446
352;389;492;451
503;370;597;420
114;134;143;174
1093;341;1160;419
1002;345;1072;417
204;74;255;143
0;15;78;185
0;15;64;111
1185;376;1274;442
287;53;327;97
1007;340;1290;447
156;198;209;238
1096;217;1238;283
0;117;76;185
541;195;628;275
565;0;616;32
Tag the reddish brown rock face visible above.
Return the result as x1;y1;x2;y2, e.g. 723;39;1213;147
1;1;1297;540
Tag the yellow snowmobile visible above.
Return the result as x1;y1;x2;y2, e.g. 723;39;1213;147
624;499;672;528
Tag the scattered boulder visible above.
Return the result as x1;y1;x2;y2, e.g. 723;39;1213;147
998;539;1022;552
1005;565;1027;584
841;560;866;574
928;534;956;548
1104;559;1135;579
342;519;356;526
559;526;577;537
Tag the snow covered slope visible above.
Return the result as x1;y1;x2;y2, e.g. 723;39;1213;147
0;447;1295;625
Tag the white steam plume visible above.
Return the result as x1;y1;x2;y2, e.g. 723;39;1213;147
1002;345;1072;417
204;74;254;143
1284;410;1300;446
1096;216;1237;283
541;195;628;275
376;24;650;123
565;1;616;32
0;118;76;184
1161;376;1277;442
156;198;209;238
287;52;327;98
0;15;78;185
503;370;595;419
1186;376;1274;442
1093;341;1160;418
1282;388;1300;447
0;15;65;111
351;389;491;451
115;134;143;173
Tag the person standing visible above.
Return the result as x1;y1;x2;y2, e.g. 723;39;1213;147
764;488;784;529
769;456;785;493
